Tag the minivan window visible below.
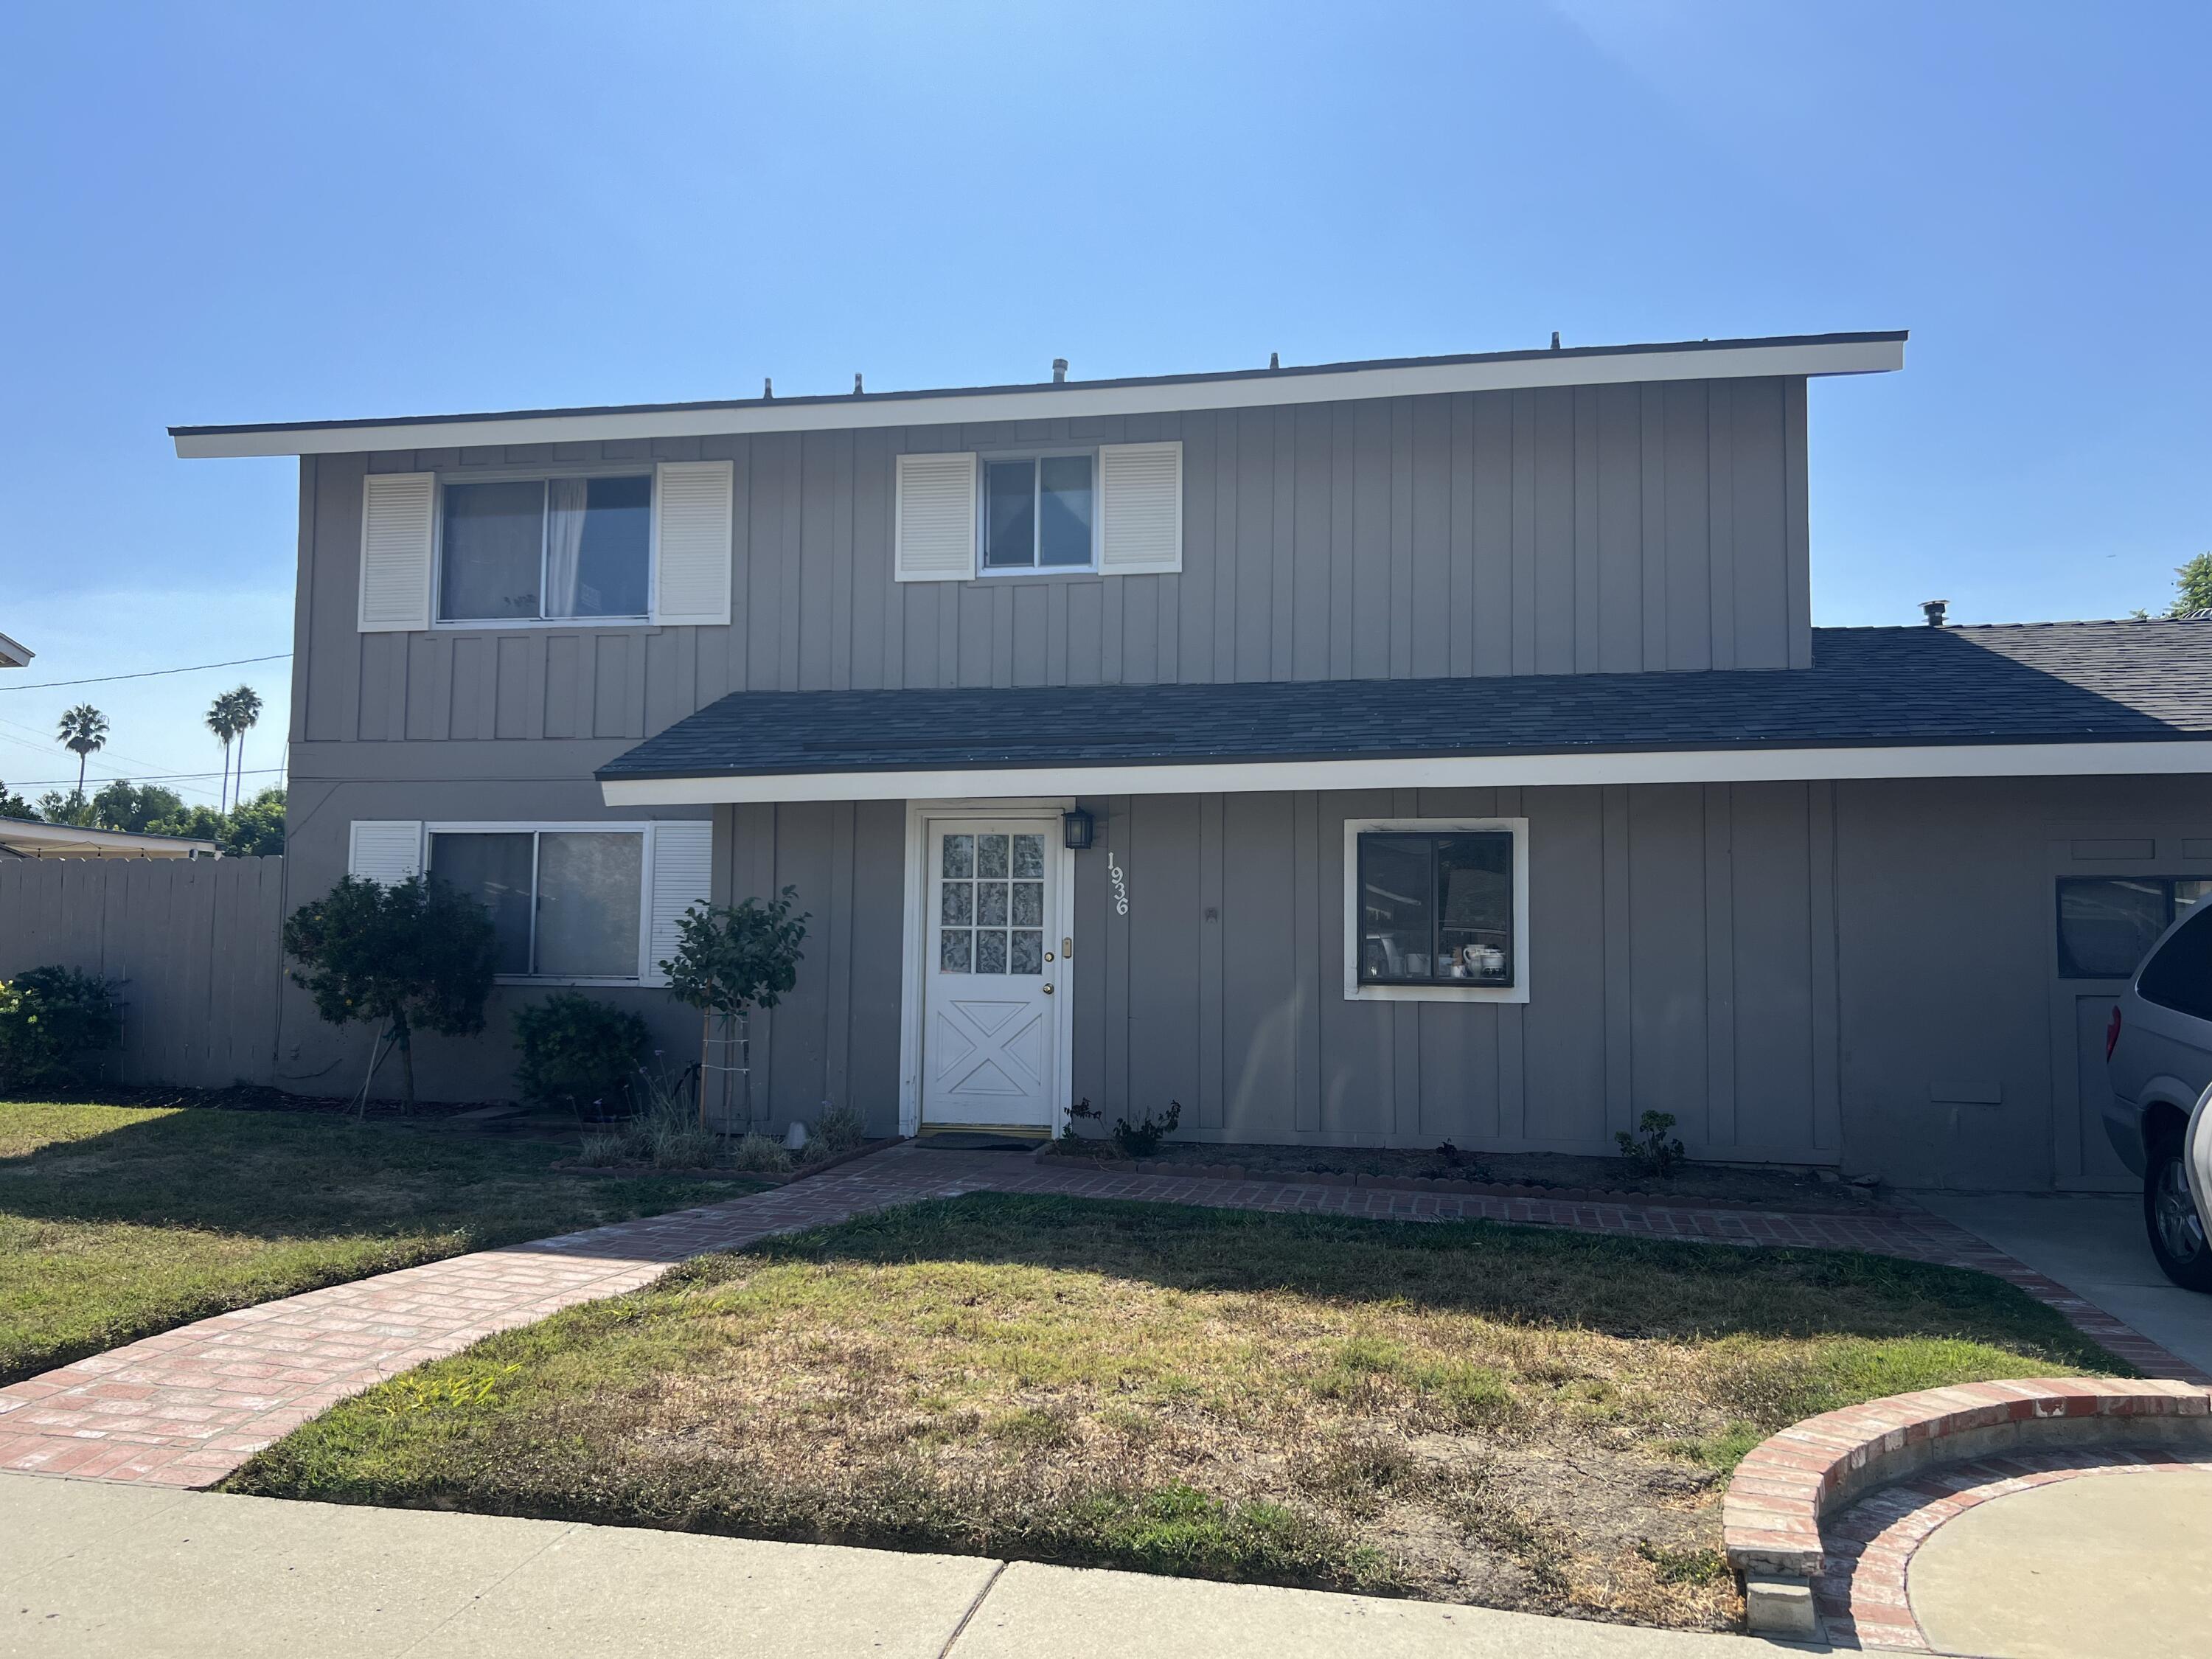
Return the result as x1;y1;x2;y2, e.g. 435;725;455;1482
2139;906;2212;1023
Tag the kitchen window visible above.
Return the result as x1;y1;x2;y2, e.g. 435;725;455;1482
1346;819;1529;1003
428;826;646;979
981;454;1096;571
438;473;653;622
2055;876;2212;979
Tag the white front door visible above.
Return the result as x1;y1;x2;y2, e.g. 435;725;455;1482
922;820;1059;1130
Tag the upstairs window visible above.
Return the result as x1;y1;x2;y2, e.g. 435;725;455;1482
438;474;653;622
983;455;1096;571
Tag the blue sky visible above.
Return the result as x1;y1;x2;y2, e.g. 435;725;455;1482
1;1;2205;801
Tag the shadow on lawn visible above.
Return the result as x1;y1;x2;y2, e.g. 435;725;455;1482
0;1103;754;1244
714;1189;2119;1363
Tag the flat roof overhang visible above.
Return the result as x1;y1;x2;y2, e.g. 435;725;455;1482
170;331;1906;459
0;817;220;859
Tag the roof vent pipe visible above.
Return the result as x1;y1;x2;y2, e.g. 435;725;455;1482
1921;598;1950;627
1052;358;1068;383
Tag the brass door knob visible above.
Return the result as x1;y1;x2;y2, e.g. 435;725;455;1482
1042;984;1054;994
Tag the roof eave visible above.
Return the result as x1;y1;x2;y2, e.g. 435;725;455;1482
170;332;1907;459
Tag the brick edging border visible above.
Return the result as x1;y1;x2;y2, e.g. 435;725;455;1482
1722;1377;2212;1637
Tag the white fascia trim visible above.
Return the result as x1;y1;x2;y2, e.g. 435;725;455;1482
0;631;32;667
600;740;2212;807
174;338;1904;459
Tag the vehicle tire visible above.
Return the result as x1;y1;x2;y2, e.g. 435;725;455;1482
2144;1138;2212;1293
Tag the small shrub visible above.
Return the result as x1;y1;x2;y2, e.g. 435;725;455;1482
1615;1109;1686;1175
811;1100;867;1158
1113;1099;1183;1158
0;966;121;1091
728;1131;793;1174
1060;1096;1183;1158
514;992;650;1120
574;1063;718;1168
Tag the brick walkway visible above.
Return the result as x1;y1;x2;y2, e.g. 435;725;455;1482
1;1141;2201;1489
1813;1449;2212;1650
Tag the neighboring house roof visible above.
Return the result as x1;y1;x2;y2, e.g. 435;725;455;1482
0;632;31;669
168;331;1907;458
0;817;220;861
597;619;2212;804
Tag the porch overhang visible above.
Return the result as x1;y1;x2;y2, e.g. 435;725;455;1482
597;620;2212;807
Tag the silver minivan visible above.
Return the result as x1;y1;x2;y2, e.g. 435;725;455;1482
2105;901;2212;1290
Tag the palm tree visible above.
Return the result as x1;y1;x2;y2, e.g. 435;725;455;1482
225;685;263;813
206;692;240;813
56;703;109;799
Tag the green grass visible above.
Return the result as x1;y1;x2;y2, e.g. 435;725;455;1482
0;1101;767;1385
229;1192;2124;1630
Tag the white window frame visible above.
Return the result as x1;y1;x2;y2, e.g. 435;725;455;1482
973;448;1099;577
1343;817;1530;1004
430;464;659;630
425;819;655;984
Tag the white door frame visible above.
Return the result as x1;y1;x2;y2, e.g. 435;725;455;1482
900;797;1077;1137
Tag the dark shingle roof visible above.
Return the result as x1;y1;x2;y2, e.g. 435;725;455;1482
598;619;2212;782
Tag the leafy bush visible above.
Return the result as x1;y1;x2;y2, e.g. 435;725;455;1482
1067;1096;1184;1158
514;992;650;1120
728;1132;793;1174
0;966;121;1091
812;1100;867;1158
1615;1110;1686;1175
282;875;498;1107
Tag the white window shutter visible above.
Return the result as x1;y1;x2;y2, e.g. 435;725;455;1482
644;821;714;985
1099;441;1183;575
347;821;423;886
894;451;977;582
358;473;435;632
653;460;734;625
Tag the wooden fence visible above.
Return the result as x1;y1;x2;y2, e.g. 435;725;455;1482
0;857;286;1088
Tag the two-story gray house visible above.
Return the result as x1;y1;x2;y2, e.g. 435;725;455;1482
173;331;2212;1191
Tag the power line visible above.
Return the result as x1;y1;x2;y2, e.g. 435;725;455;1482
0;766;285;789
0;652;291;692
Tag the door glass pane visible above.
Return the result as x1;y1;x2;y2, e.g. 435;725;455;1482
440;480;544;620
942;834;973;879
939;883;973;926
1010;931;1043;974
569;474;652;617
977;881;1009;927
1436;832;1514;984
1011;881;1043;926
2058;877;2171;978
1037;456;1093;566
428;832;535;975
1358;836;1433;982
535;832;644;977
983;460;1037;568
975;930;1008;973
1012;834;1045;878
976;834;1009;878
939;928;972;973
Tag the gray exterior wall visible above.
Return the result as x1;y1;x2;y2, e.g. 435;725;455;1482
702;773;2212;1190
291;375;1810;765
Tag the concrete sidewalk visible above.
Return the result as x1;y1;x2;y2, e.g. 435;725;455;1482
1;1474;1777;1658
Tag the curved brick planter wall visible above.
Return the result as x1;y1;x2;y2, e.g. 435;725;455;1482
1723;1377;2212;1637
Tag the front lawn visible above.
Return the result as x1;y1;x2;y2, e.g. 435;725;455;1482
229;1192;2123;1631
0;1101;767;1386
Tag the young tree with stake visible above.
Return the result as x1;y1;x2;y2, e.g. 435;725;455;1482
660;887;808;1130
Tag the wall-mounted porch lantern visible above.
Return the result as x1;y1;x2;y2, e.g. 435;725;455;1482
1062;807;1095;851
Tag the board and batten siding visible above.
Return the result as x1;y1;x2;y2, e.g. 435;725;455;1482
296;378;1809;748
711;779;1846;1163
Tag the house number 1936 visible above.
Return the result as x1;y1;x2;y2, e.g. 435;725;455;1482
1107;852;1130;917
